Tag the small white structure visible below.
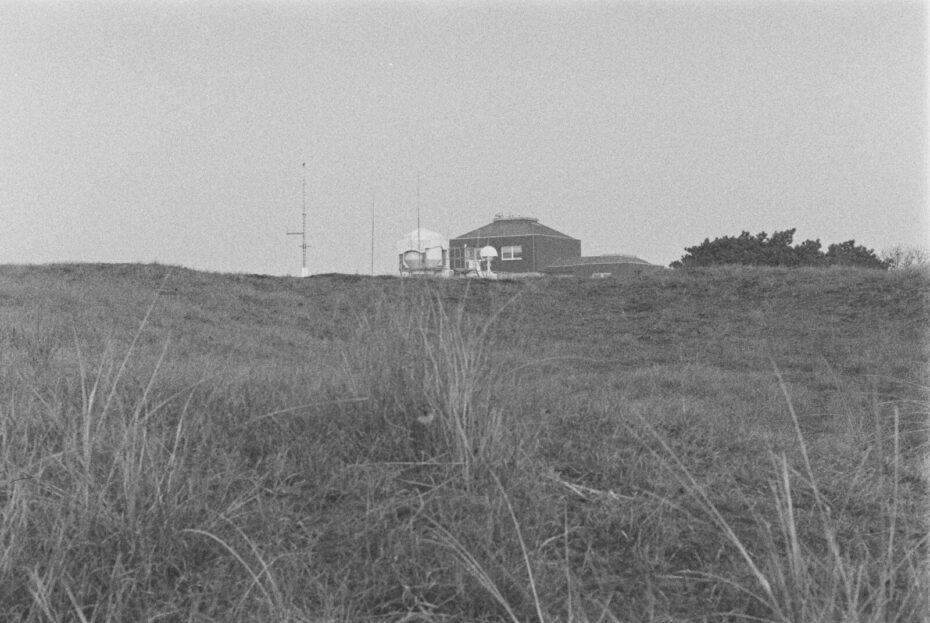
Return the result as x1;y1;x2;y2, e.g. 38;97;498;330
478;245;498;278
397;228;452;277
453;244;498;279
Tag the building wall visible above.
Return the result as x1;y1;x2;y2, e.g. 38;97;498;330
450;235;532;272
450;234;581;273
532;236;581;272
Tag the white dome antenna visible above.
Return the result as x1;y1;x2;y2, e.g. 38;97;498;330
477;245;497;278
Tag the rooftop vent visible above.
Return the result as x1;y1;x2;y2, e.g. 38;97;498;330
492;213;539;222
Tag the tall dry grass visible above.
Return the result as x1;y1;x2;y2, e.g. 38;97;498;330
626;366;928;623
345;283;525;487
0;265;925;621
0;291;311;620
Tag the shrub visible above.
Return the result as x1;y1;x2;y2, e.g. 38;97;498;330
824;240;890;270
881;245;930;269
672;229;889;270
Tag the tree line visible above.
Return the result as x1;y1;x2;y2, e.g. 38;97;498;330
670;229;926;270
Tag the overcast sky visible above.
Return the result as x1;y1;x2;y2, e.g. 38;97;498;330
1;1;926;275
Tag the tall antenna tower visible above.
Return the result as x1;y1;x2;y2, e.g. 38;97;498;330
287;162;309;277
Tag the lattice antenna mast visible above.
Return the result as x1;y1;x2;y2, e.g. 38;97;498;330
287;162;309;277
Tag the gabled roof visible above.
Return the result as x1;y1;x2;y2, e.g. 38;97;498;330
546;254;651;268
452;216;577;241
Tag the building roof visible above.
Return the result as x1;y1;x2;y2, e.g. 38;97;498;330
546;254;651;268
452;216;577;241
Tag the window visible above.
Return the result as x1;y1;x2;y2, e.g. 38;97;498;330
501;245;522;261
450;246;483;272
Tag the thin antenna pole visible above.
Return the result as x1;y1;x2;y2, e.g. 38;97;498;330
416;172;421;252
302;166;307;273
370;191;375;275
287;162;309;277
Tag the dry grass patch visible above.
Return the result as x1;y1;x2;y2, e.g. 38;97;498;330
0;264;925;621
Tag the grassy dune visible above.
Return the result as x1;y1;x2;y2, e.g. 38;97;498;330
0;263;926;622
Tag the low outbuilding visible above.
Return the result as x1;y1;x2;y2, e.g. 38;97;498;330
543;254;662;277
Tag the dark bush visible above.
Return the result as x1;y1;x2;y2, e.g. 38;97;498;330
671;229;889;270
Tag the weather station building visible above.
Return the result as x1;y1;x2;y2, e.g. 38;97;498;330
398;213;661;278
449;214;581;275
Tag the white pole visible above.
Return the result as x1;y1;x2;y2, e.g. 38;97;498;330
416;172;421;253
370;191;375;275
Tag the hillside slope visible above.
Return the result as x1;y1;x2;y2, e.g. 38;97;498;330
0;263;926;622
3;262;925;376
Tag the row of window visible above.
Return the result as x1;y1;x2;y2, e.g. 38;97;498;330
451;246;523;261
449;245;523;269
